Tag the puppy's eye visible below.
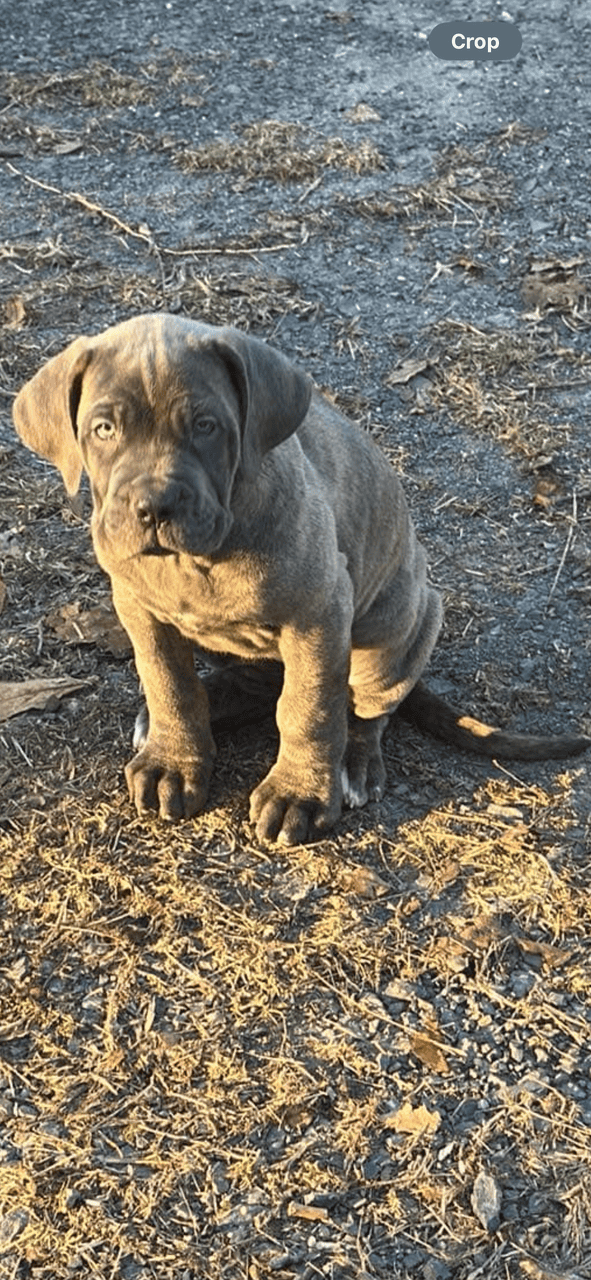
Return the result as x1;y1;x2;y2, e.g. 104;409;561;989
193;417;217;436
94;421;117;442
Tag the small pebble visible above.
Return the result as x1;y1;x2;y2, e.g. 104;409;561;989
471;1171;502;1232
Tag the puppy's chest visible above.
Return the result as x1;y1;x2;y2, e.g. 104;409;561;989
134;555;280;659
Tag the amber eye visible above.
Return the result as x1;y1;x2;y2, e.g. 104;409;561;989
94;421;117;441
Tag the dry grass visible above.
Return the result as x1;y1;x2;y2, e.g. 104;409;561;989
349;167;511;229
0;52;211;156
117;265;321;329
409;319;591;463
348;145;512;235
173;119;385;184
1;769;590;1278
0;238;320;364
347;123;549;236
1;61;158;109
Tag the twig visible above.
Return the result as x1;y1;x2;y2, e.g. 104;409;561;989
6;161;153;244
5;162;297;258
153;240;298;257
547;490;577;608
297;173;323;203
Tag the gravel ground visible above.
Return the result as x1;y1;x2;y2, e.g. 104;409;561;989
1;3;591;1278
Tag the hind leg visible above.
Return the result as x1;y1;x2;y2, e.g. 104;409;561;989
201;659;283;731
134;658;283;749
340;583;440;810
341;712;389;808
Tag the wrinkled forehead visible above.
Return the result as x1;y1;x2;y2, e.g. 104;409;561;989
77;316;235;417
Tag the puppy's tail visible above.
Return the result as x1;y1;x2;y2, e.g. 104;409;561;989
398;680;590;761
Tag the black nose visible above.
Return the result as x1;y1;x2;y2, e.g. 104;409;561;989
135;495;158;528
133;486;179;528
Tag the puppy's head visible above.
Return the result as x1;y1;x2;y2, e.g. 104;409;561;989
13;314;312;561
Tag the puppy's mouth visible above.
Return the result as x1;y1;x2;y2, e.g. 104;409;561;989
141;541;176;557
137;511;233;559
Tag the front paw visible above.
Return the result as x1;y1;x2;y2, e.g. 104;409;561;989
249;763;342;845
125;742;213;821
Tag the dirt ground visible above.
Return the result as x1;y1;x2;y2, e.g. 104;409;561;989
1;1;591;1277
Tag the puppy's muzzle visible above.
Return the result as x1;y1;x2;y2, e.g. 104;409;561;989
108;474;232;556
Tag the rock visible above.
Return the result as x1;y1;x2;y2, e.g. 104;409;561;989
471;1171;502;1231
0;1208;29;1247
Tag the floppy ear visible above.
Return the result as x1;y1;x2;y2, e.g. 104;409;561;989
12;338;94;496
212;328;313;479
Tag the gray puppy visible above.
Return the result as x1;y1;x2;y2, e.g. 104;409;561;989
13;314;588;844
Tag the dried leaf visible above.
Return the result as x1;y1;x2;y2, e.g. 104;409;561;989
426;934;469;975
46;600;131;656
143;995;157;1035
385;357;431;386
0;676;92;723
53;138;83;154
338;864;389;898
471;1170;502;1231
427;914;504;976
384;978;415;1001
386;1102;441;1137
515;935;572;968
485;802;525;821
345;102;381;123
409;1031;450;1074
528;255;586;273
522;257;587;312
282;1103;315;1130
533;472;563;510
519;1259;581;1280
455;254;483;275
4;295;26;328
0;575;6;615
457;913;503;951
